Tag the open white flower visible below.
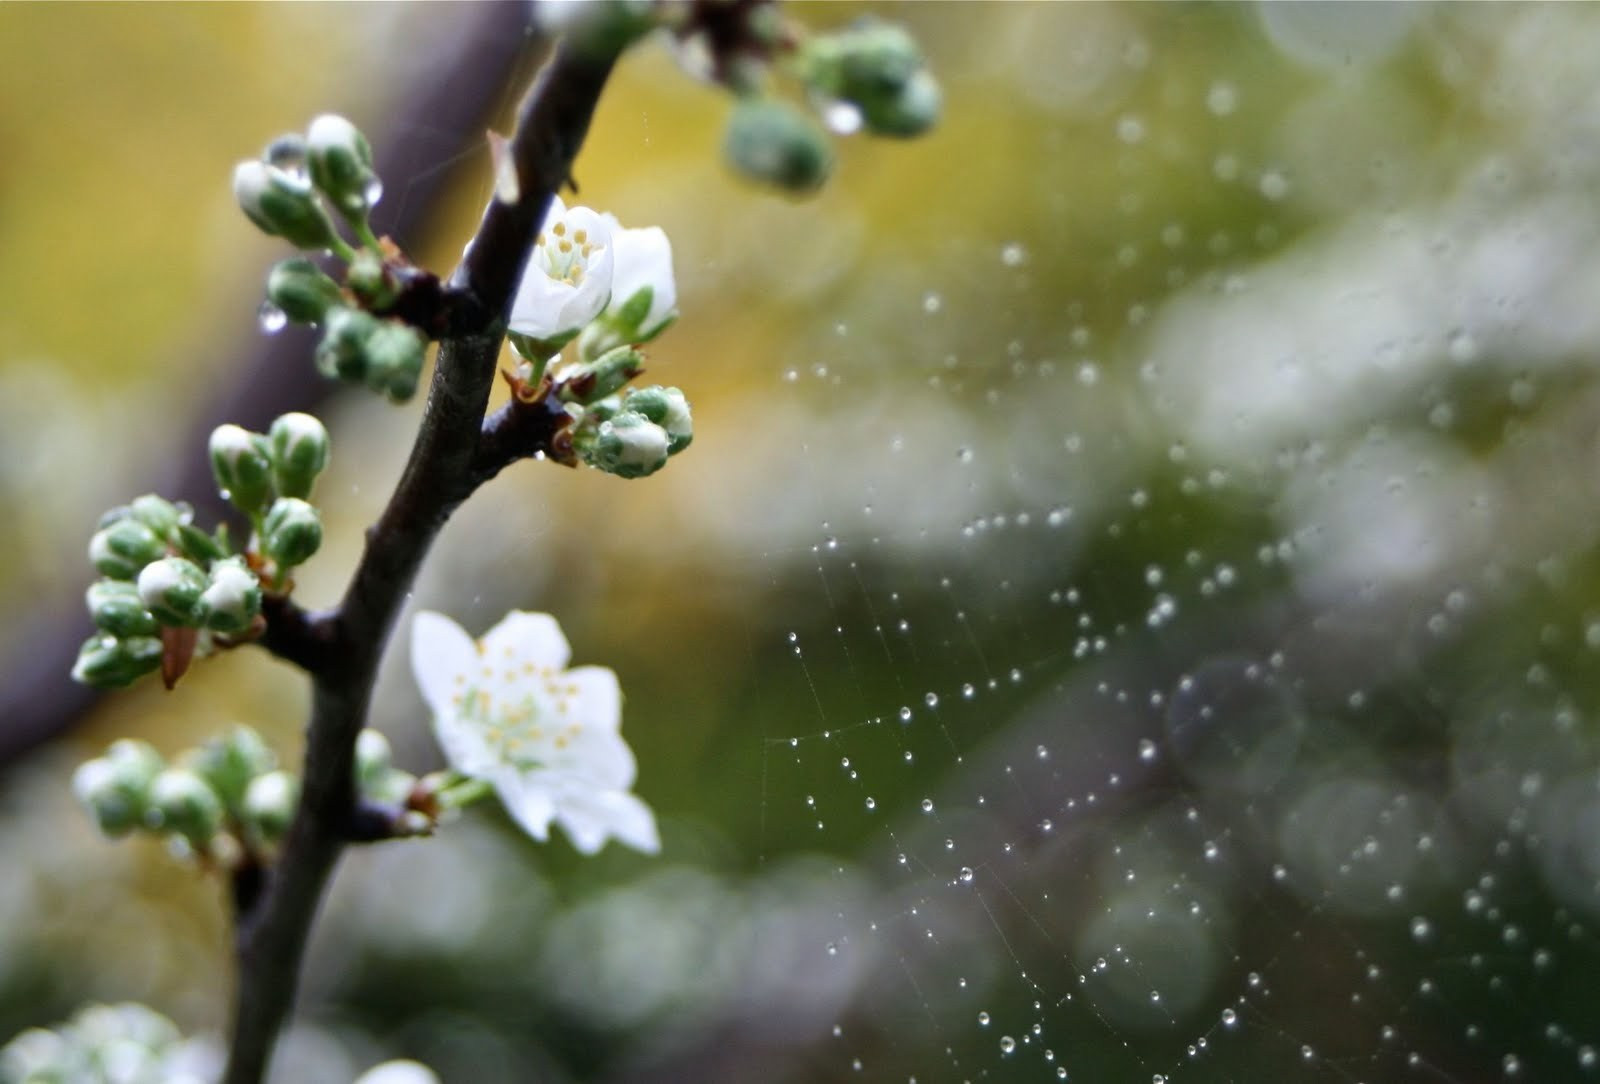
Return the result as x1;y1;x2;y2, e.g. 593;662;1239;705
411;609;659;855
509;196;615;348
599;213;677;342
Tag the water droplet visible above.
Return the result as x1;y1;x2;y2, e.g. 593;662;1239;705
922;292;943;314
1000;242;1027;267
1410;917;1432;942
364;178;384;206
1259;169;1291;201
258;301;287;334
999;1036;1016;1054
958;867;974;883
864;797;876;811
1138;739;1158;762
956;447;973;464
825;942;839;956
924;692;939;708
921;798;935;814
899;706;913;723
1221;1008;1237;1027
1206;81;1239;116
977;1011;990;1026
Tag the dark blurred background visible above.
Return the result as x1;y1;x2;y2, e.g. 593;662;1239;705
5;3;1600;1081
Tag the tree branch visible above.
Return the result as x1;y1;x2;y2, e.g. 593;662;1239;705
220;38;622;1084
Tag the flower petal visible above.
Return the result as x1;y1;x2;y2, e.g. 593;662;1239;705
608;224;676;335
563;664;622;731
494;769;556;841
410;611;477;716
555;787;661;855
479;611;571;671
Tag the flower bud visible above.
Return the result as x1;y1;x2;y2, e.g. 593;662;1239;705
185;725;276;815
859;69;941;138
209;424;275;517
584;409;671;479
87;580;159;638
137;557;210;627
71;634;163;688
242;769;299;842
802;18;940;138
362;321;426;402
232;160;342;251
315;307;381;382
346;248;398;309
262;497;323;569
147;767;224;844
559;345;645;405
127;494;186;539
355;728;393;785
173;522;226;565
267;412;331;500
73;745;160;837
267;257;344;324
307;114;380;220
621;385;693;454
90;519;166;580
723;99;833;195
199;557;262;634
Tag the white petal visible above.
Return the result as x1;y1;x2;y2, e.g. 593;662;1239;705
564;665;621;731
555;788;660;854
410;611;477;715
609;225;677;334
479;611;571;670
353;1061;441;1084
555;724;637;789
495;770;557;841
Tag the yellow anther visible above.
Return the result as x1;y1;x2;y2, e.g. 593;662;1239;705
559;240;572;254
574;229;588;244
553;222;567;237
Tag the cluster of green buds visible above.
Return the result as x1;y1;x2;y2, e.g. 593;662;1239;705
72;729;298;861
76;496;253;688
0;1002;214;1084
681;6;938;195
565;372;694;481
236;115;428;402
209;412;329;586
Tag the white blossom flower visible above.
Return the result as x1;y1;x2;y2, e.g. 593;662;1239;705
599;213;677;341
509;196;615;348
353;1060;441;1084
411;610;660;855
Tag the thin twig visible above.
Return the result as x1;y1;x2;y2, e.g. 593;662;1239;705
220;39;622;1084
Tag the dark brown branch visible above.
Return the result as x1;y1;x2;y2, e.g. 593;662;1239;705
255;596;337;675
220;39;622;1084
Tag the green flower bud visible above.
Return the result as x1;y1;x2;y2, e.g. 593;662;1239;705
232;160;342;251
314;307;381;382
70;635;163;688
72;742;162;837
621;385;693;454
307;114;380;221
584;409;671;479
89;519;166;580
724;99;833;195
209;424;275;517
262;497;323;569
346;248;398;310
173;522;227;564
86;580;159;638
559;345;645;405
0;1027;73;1079
199;557;262;634
127;494;186;539
136;556;209;627
355;728;392;785
267;257;344;324
242;770;299;842
362;321;426;403
268;412;331;500
185;725;275;816
146;767;224;845
802;18;940;138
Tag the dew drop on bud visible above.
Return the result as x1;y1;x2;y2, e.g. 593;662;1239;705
822;100;863;136
258;300;288;334
364;178;384;207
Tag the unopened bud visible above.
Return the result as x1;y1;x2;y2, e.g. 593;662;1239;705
73;744;159;837
137;557;209;626
71;634;164;688
621;385;693;454
347;248;398;309
90;519;166;580
147;767;224;844
362;321;426;402
584;409;671;479
268;412;330;500
233;160;342;251
307;114;380;221
267;257;344;324
355;728;393;785
87;580;159;638
209;424;275;517
242;769;299;842
724;99;833;195
185;725;275;817
559;345;645;405
127;494;185;539
803;18;939;138
262;497;323;569
199;557;262;634
315;307;381;382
